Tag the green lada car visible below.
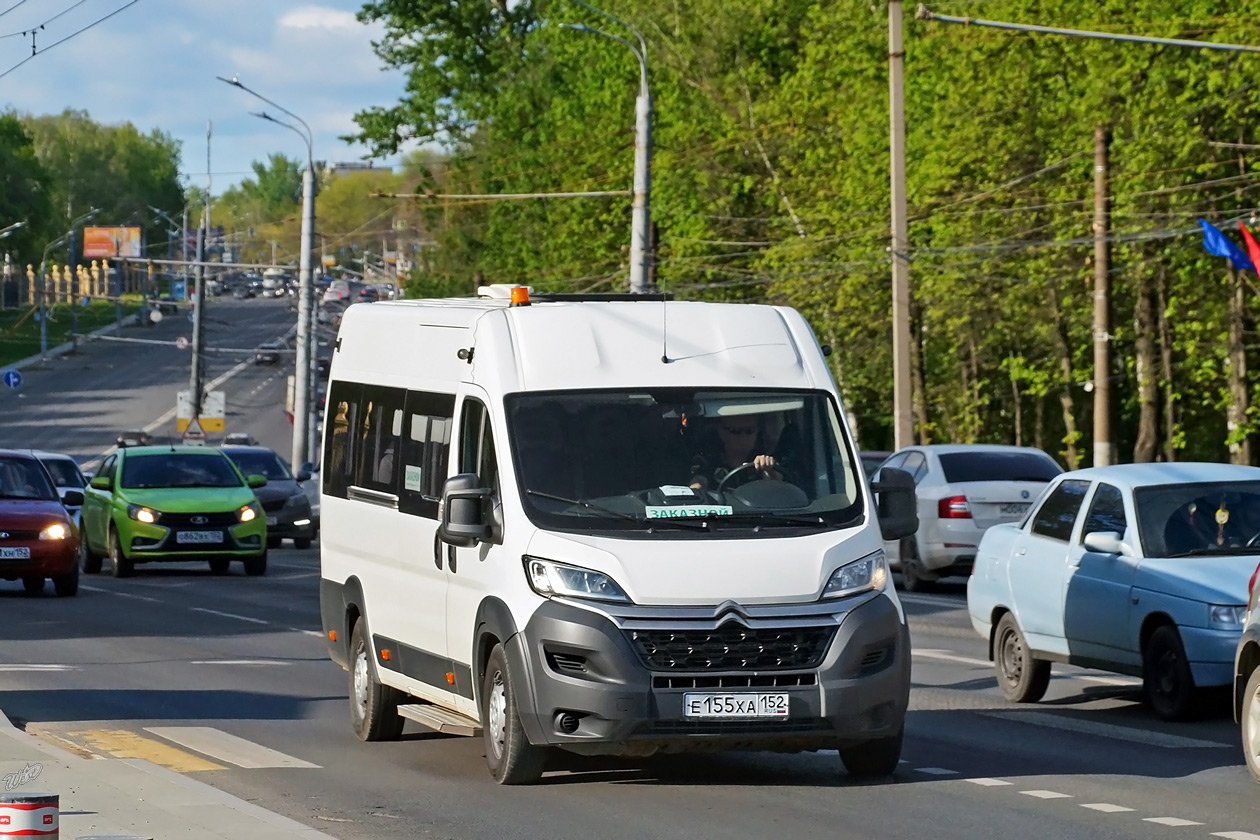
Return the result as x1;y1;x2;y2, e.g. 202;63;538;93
81;446;269;578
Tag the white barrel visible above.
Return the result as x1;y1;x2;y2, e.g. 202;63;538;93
0;791;57;837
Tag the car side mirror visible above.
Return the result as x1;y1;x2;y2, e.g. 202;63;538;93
247;474;268;489
300;462;316;475
62;490;85;507
1083;531;1129;555
437;472;492;548
90;476;111;491
295;469;312;483
871;467;918;542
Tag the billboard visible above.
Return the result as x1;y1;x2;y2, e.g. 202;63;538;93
83;226;142;259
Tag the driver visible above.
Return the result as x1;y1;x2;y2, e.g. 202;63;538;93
688;414;781;492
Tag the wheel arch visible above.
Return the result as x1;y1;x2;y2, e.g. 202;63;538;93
987;605;1012;661
1236;639;1260;723
1138;611;1177;652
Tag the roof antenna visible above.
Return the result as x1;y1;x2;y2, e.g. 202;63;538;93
660;292;670;364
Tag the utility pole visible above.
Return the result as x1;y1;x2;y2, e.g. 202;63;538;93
297;162;315;467
1092;125;1111;467
190;227;206;420
889;0;914;449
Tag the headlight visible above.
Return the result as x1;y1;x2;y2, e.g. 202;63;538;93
127;504;159;524
524;556;631;604
238;503;259;523
822;550;888;599
1210;604;1247;628
39;523;68;540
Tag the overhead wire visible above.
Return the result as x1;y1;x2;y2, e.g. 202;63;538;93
0;0;143;80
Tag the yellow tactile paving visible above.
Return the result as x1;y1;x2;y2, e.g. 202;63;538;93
59;728;226;772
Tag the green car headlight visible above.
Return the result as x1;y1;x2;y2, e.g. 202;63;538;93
238;503;259;523
127;504;159;524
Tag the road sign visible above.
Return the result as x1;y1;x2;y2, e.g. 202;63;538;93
176;390;225;433
81;296;91;307
175;336;190;350
2;370;20;389
182;415;206;445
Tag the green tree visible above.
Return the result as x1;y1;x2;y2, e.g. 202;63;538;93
0;113;54;266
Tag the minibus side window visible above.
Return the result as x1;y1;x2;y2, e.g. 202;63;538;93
459;398;499;494
351;386;406;495
399;390;456;520
323;380;363;499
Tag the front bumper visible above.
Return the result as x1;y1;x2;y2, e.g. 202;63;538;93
121;517;266;562
509;593;910;757
1182;625;1241;688
260;502;314;539
0;539;77;579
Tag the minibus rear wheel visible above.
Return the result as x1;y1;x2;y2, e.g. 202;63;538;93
349;619;404;741
481;644;547;784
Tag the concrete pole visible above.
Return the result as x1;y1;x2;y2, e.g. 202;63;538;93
629;79;653;293
191;228;206;418
2;252;9;311
889;0;914;449
293;163;314;470
1092;125;1112;467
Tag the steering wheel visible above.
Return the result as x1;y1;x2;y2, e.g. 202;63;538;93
1246;531;1260;549
715;461;793;493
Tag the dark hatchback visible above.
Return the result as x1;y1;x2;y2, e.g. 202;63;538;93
0;450;82;596
220;446;314;549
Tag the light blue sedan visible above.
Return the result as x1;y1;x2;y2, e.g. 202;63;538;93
967;462;1260;721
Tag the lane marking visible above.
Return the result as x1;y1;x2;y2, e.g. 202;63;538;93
0;664;75;672
145;726;320;769
66;729;225;772
965;778;1013;786
899;593;967;608
1077;675;1141;686
977;710;1231;749
1082;803;1135;813
189;660;294;666
288;628;325;638
1214;833;1260;840
912;649;991;668
1144;817;1203;827
915;767;959;775
190;607;269;625
1020;790;1072;799
81;585;161;603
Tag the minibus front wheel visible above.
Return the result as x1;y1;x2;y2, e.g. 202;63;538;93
481;644;547;785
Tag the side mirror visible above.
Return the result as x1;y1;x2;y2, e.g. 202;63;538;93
1083;531;1127;555
62;490;85;507
437;472;492;548
247;474;268;489
871;467;918;542
90;475;111;491
299;462;316;475
295;469;312;483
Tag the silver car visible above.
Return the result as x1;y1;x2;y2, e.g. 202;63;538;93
876;444;1062;590
32;450;88;528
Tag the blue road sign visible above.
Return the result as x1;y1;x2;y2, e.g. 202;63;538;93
172;280;186;300
3;370;22;389
81;296;91;307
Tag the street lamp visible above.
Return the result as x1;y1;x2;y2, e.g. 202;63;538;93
561;2;653;294
0;221;24;240
218;74;318;469
37;208;99;354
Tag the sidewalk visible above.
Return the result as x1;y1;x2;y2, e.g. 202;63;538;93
0;712;337;840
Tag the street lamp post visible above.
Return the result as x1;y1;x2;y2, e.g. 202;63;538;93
219;75;318;469
37;209;99;354
0;222;24;313
562;1;653;294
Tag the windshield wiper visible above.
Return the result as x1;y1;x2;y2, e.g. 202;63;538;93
525;489;706;531
1166;546;1260;557
702;512;831;528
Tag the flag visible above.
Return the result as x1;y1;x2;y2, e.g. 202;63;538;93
1240;223;1260;273
1200;219;1255;272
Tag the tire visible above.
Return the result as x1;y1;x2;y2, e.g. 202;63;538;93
208;557;231;575
81;534;103;574
1241;666;1260;784
21;576;43;595
348;619;404;741
994;612;1051;703
108;528;133;578
243;551;268;577
481;644;547;785
293;537;312;550
898;538;933;593
52;563;79;597
1143;624;1197;721
267;535;282;550
839;730;904;777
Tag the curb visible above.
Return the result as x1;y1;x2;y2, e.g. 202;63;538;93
3;313;142;373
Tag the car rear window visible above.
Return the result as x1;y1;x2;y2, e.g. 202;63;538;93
938;451;1061;483
41;459;84;488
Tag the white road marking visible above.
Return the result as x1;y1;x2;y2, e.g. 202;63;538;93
1144;817;1203;827
1077;675;1141;686
1020;790;1072;799
1082;803;1135;813
965;778;1013;786
899;593;967;608
915;767;959;775
277;572;320;580
287;628;325;638
1214;832;1260;840
978;710;1231;749
145;726;320;769
189;660;293;666
913;649;991;668
190;607;269;625
0;664;75;672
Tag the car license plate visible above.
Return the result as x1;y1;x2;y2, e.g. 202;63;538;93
683;693;790;718
1000;503;1030;516
0;547;31;560
266;516;277;526
176;530;223;544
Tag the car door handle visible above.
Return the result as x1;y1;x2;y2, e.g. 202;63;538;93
1016;548;1027;556
447;545;457;574
433;535;443;570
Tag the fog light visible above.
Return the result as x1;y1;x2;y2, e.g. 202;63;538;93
554;711;580;735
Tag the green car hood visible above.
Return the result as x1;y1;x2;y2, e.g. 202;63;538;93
118;486;257;513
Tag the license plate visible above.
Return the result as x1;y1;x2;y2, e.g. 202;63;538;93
0;547;31;560
683;693;790;719
176;530;223;544
999;503;1030;516
266;516;277;526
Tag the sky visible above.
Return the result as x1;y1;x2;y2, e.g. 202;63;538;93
0;0;412;192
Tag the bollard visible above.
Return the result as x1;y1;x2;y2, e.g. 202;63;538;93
0;791;57;837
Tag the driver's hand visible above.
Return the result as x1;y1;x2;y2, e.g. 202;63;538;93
753;454;777;476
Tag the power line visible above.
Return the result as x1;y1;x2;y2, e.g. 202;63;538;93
0;0;30;21
0;0;142;80
0;0;91;40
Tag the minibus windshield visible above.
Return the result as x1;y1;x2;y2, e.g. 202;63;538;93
506;388;863;535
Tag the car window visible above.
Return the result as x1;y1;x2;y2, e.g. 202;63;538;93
120;453;244;489
938;451;1062;483
98;455;117;482
1029;479;1090;542
225;450;292;481
0;457;58;500
1080;482;1127;540
41;458;84;488
901;452;927;484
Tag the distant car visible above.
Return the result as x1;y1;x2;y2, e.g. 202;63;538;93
220;446;315;549
32;451;87;528
315;355;331;377
971;462;1260;722
116;430;151;448
357;286;379;302
221;433;258;446
233;285;256;299
0;449;82;596
877;444;1062;590
254;340;287;365
153;295;180;315
860;451;892;481
299;461;320;534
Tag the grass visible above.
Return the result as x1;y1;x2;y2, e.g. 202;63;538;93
0;298;143;368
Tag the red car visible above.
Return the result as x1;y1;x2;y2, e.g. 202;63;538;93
0;450;82;596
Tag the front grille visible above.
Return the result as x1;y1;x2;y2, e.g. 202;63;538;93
641;719;829;735
261;499;287;513
160;511;238;527
628;626;837;671
653;673;816;690
0;530;40;541
547;652;588;674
